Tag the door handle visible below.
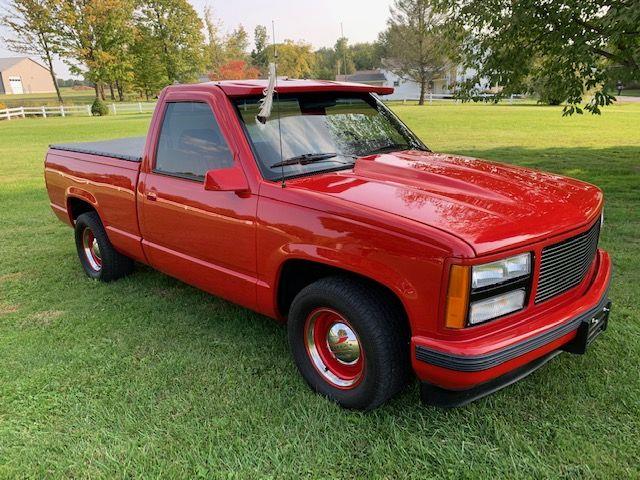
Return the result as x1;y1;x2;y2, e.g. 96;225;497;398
146;191;157;201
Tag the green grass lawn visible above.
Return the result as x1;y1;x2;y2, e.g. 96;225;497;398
618;88;640;97
0;87;96;108
0;87;154;108
1;104;639;478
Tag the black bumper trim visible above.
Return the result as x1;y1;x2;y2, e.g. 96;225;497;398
420;351;561;408
415;287;610;372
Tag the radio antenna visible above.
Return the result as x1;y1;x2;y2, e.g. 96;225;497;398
272;21;285;188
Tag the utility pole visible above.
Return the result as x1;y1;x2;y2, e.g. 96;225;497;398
340;22;347;77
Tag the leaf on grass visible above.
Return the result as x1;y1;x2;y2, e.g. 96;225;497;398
23;310;64;327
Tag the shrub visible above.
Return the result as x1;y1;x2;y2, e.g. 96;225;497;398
91;98;109;116
0;102;6;111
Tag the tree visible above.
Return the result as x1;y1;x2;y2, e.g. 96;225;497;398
135;0;204;84
350;42;384;71
1;0;64;103
55;0;135;100
130;23;168;100
334;37;355;76
209;60;259;80
251;24;269;71
382;0;459;105
203;6;225;75
313;47;337;79
224;25;249;62
441;0;640;114
263;40;316;78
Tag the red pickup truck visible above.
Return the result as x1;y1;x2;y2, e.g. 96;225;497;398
45;80;611;409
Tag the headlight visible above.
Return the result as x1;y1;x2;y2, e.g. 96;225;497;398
471;253;531;289
445;253;532;328
468;289;526;325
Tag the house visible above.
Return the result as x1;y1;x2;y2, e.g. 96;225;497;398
0;57;56;95
335;70;387;87
337;64;480;100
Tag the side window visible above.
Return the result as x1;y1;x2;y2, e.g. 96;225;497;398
155;102;233;180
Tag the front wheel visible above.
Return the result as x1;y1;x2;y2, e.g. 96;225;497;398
74;211;134;281
288;277;410;410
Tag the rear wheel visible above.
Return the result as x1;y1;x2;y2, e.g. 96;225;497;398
288;276;410;410
74;211;134;281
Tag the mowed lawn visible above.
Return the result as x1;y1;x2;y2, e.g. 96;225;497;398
0;103;639;478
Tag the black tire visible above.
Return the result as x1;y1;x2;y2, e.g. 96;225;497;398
288;276;411;410
74;211;134;282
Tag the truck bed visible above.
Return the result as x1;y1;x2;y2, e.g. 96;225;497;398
49;137;146;162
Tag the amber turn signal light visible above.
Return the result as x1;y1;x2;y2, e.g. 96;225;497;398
445;265;470;329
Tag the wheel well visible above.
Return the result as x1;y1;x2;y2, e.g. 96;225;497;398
67;197;96;223
277;259;409;326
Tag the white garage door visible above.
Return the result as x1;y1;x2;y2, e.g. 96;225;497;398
8;76;24;95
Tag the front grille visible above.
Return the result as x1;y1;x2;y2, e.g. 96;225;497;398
535;219;601;303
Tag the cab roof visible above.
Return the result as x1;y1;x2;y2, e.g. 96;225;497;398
209;78;394;97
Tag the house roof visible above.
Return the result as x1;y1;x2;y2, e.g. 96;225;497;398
0;57;48;72
336;70;387;83
199;78;393;96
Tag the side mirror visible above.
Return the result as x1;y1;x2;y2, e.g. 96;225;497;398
204;167;250;195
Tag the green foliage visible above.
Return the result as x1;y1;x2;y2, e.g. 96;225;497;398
381;0;460;104
262;40;316;79
334;37;355;76
350;42;385;71
443;0;640;114
56;0;136;100
130;24;169;100
202;6;225;74
1;0;64;103
250;24;269;71
90;97;109;116
203;13;253;78
224;26;249;63
525;57;569;106
310;41;384;80
134;0;204;84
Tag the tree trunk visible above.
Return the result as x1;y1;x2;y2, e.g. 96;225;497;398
109;83;116;101
43;47;64;104
94;82;100;98
99;83;106;101
419;78;426;105
116;80;124;101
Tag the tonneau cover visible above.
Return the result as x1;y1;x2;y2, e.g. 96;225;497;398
50;137;146;162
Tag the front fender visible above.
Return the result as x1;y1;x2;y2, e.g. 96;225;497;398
256;196;451;337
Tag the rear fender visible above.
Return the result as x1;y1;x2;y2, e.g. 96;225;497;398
66;188;99;224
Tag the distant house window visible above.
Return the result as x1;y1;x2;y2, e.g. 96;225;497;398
393;80;400;87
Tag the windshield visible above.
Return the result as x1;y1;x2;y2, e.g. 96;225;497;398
234;93;427;180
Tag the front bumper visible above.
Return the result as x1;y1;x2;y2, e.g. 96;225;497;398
420;297;611;407
413;249;612;402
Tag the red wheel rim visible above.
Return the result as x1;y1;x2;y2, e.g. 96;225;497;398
304;308;364;389
82;227;102;271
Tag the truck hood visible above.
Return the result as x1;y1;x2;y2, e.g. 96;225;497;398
290;151;603;256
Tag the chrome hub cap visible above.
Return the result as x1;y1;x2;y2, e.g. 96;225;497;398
304;308;364;389
327;323;360;364
82;228;102;271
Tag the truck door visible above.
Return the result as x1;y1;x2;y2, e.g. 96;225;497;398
138;94;258;309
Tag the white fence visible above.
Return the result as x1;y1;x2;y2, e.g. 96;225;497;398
0;102;157;121
0;94;526;121
383;93;523;104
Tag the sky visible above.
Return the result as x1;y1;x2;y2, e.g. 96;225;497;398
0;0;393;78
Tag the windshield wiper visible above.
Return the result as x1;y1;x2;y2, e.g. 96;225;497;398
366;143;410;155
270;152;355;169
